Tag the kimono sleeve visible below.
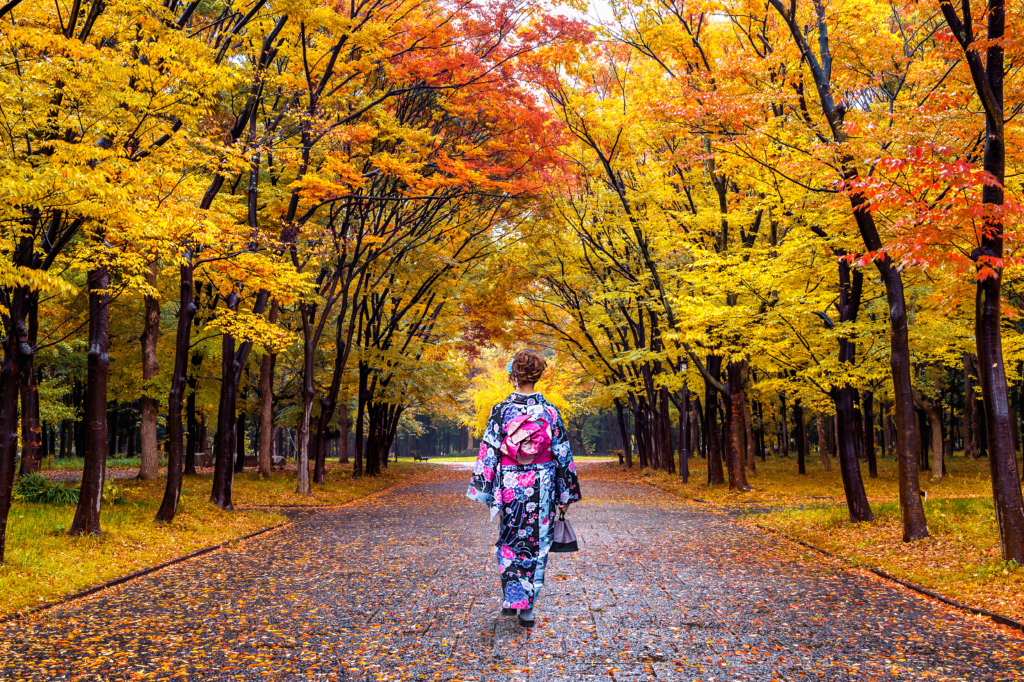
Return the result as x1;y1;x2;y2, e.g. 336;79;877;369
466;403;503;506
549;404;582;505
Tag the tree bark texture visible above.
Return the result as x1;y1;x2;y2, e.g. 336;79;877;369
156;263;196;522
0;279;33;562
816;412;832;471
257;303;278;479
139;262;160;480
833;386;874;522
211;292;240;509
17;295;40;476
794;398;807;475
70;267;110;536
725;362;751;490
703;357;725;484
862;391;878;479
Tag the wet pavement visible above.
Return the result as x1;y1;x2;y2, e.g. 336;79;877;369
2;463;1022;681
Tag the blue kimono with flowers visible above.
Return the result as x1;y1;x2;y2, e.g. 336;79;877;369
467;392;582;610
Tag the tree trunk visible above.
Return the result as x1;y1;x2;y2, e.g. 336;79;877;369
156;263;196;522
0;279;33;563
779;393;790;458
705;358;725;485
832;386;874;522
614;398;632;468
211;292;240;510
883;402;894;458
138;262;160;480
70;267;110;536
862;391;878;479
337;403;349;464
964;353;978;459
725;362;750;490
678;388;690;482
17;320;40;476
295;302;315;495
740;380;756;476
258;356;275;479
235;412;247;473
816;412;832;471
794;398;807;476
659;385;674;474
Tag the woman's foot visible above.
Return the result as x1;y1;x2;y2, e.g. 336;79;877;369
501;607;517;616
518;609;535;628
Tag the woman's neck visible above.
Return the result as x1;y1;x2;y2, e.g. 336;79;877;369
516;383;537;395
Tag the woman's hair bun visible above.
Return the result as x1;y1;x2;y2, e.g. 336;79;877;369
510;349;547;384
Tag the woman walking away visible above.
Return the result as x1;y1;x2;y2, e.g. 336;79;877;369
467;350;582;628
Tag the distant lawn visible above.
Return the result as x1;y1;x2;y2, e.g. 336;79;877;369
405;454;617;463
615;454;1024;623
0;461;435;616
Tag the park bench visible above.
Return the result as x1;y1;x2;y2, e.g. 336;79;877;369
412;452;430;462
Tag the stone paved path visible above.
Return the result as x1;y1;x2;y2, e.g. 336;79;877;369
2;463;1023;681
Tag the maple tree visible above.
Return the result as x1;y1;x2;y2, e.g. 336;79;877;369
2;0;1024;574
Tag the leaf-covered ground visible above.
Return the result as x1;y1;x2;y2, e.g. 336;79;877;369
2;462;1022;681
0;462;434;616
616;457;1024;623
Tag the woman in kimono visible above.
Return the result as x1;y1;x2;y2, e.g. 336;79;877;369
466;350;582;628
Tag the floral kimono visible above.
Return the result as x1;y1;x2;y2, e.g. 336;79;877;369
466;392;582;610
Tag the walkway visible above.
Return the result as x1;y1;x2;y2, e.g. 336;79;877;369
2;463;1022;681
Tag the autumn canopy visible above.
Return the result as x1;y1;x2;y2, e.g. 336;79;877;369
1;0;1023;575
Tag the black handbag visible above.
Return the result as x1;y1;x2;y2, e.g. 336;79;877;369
550;511;578;552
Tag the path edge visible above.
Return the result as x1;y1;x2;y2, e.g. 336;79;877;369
751;522;1024;633
1;465;440;624
634;473;1024;634
0;520;288;625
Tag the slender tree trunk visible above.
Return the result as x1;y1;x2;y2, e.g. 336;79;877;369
337;403;349;464
833;387;874;521
295;303;315;495
862;391;878;478
614;398;632;468
156;263;196;521
964;354;978;459
705;358;725;485
211;292;240;510
258;348;276;480
794;398;807;475
883;402;894;458
17;299;40;476
779;393;790;458
725;362;750;490
678;388;690;482
185;369;199;475
659;385;675;474
70;267;110;536
741;381;756;476
0;278;32;563
139;262;160;480
817;412;832;471
235;412;247;473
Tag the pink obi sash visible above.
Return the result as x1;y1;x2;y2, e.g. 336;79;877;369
500;412;554;466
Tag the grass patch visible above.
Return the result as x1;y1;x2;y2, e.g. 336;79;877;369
610;453;1024;622
750;496;1024;622
0;461;434;616
614;454;999;509
37;456;150;471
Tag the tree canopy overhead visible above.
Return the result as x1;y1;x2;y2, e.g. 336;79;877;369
1;0;1024;569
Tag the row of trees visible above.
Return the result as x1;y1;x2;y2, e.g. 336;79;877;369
511;0;1024;562
0;0;585;562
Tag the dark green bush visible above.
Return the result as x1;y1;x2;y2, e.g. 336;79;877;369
13;473;81;505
